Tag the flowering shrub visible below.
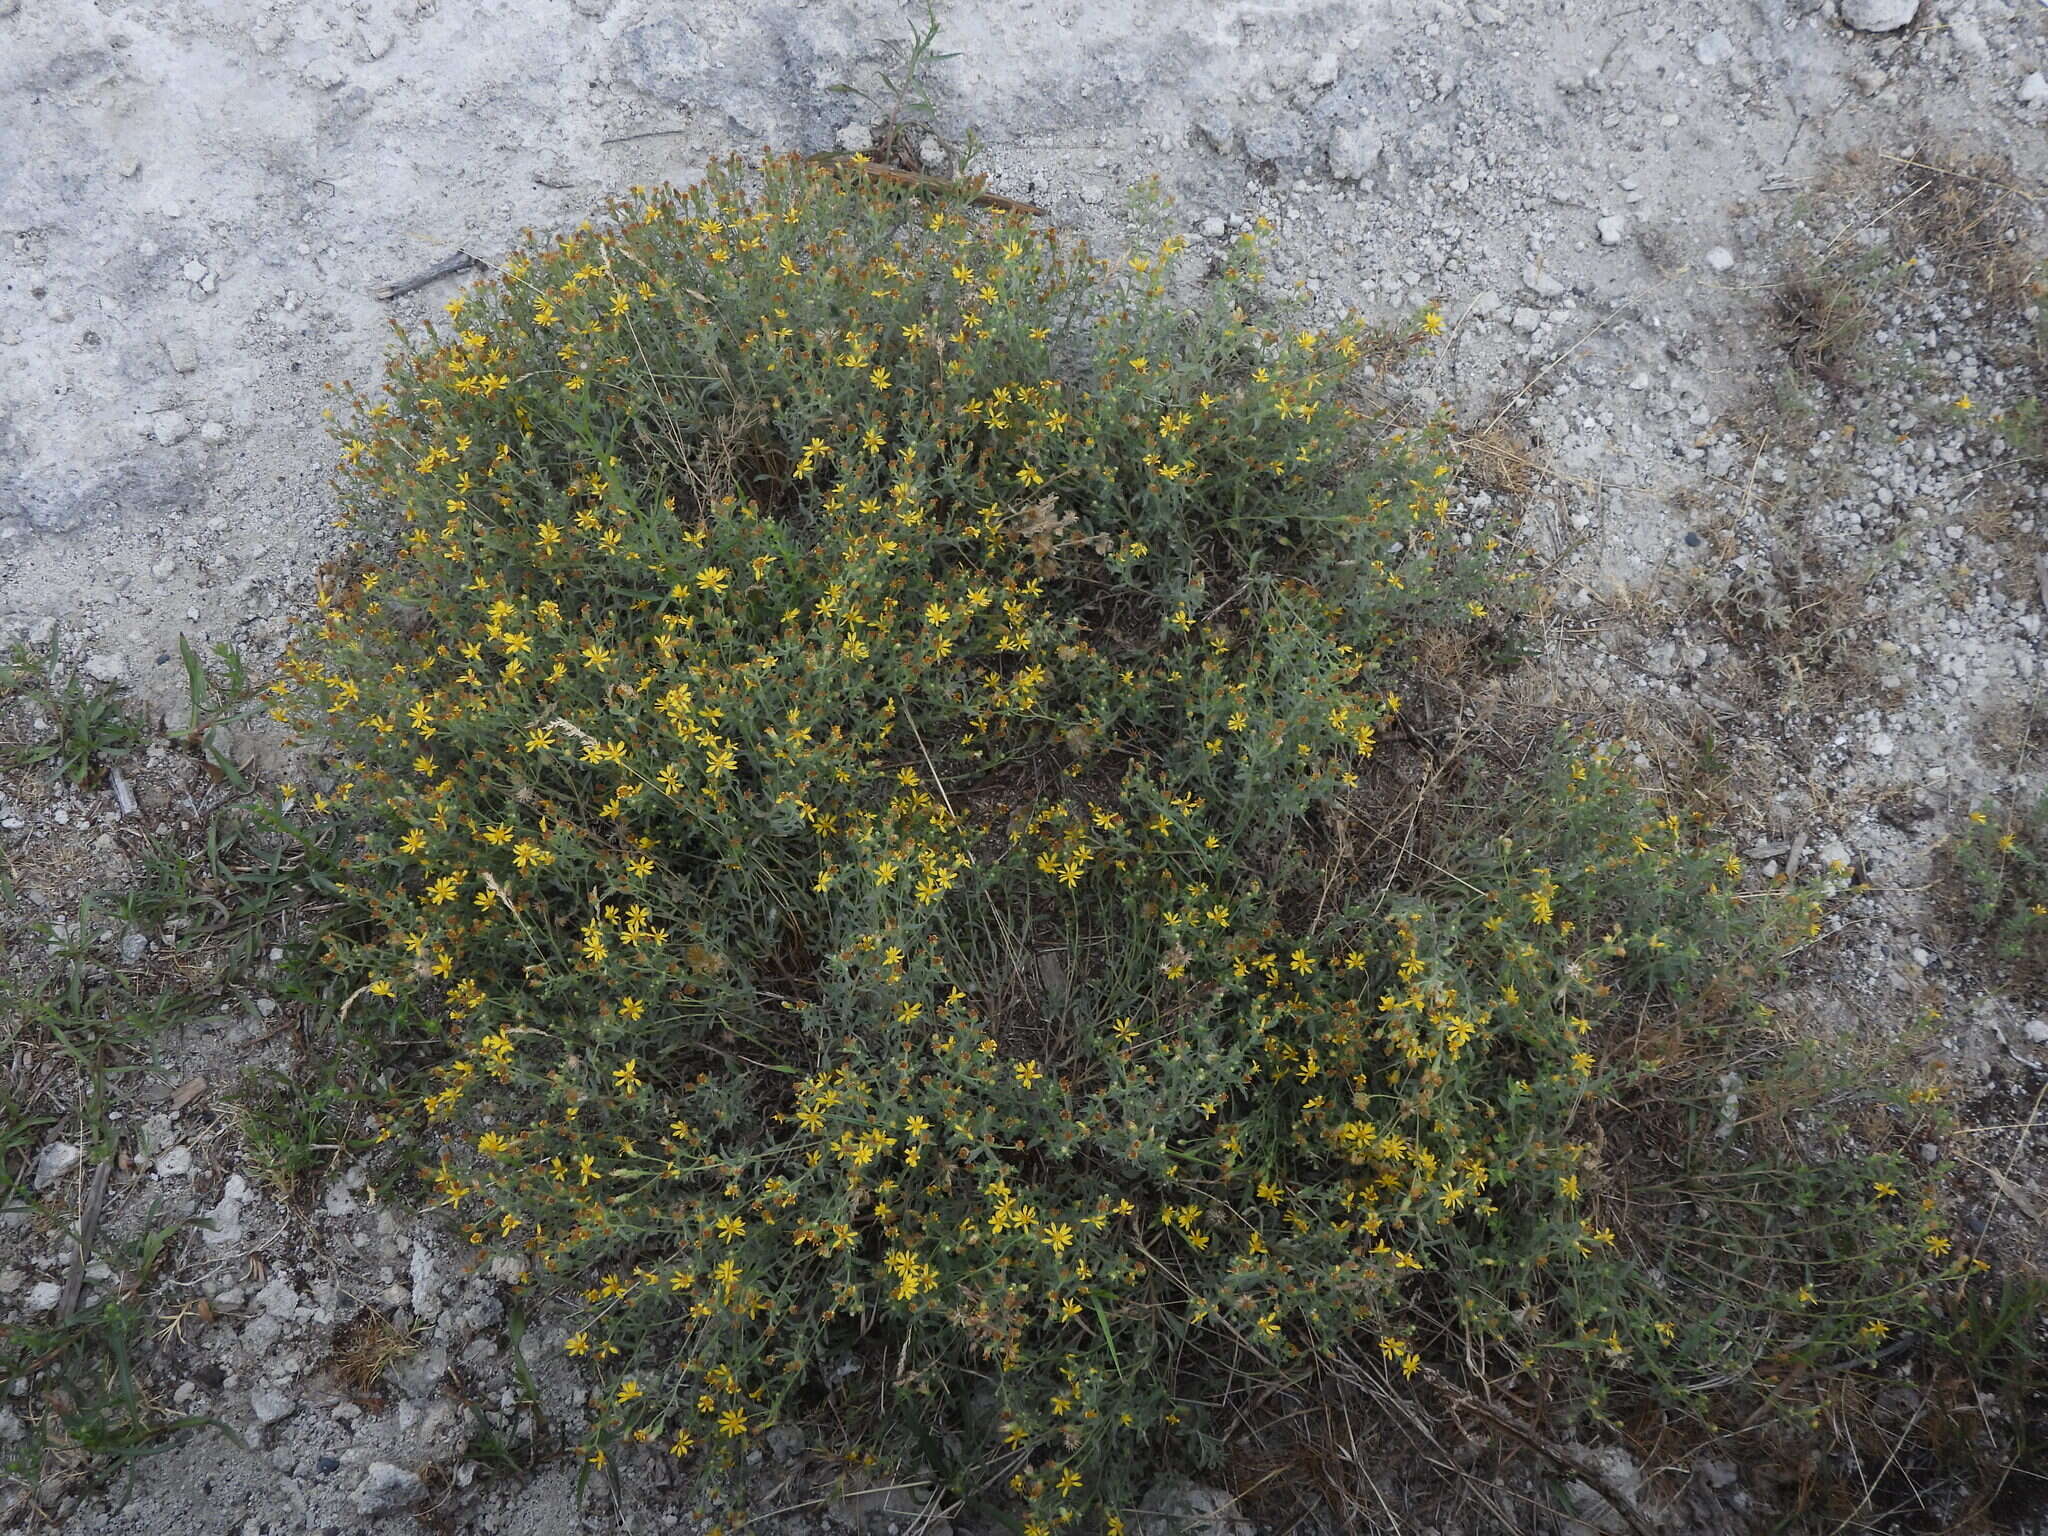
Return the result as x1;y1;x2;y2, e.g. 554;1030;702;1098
285;156;1972;1528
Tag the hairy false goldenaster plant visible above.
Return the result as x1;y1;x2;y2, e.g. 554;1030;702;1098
283;155;1979;1531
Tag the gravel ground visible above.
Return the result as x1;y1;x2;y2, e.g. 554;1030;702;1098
4;0;2047;1531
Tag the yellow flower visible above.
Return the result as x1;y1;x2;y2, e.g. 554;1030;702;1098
694;566;732;595
718;1408;749;1438
1013;1059;1045;1089
581;642;613;670
612;1059;643;1095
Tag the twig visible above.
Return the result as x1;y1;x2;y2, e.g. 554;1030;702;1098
57;1149;117;1322
1968;1081;2048;1269
734;1481;937;1531
601;127;694;146
1415;1366;1664;1536
108;766;139;818
334;983;373;1028
898;699;1029;982
1878;152;2040;205
373;249;488;302
1816;179;1928;264
803;152;1047;216
1484;281;1671;436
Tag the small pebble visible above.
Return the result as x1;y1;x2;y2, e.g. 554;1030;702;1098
354;1463;424;1517
1695;29;1734;67
32;1142;81;1192
250;1388;296;1426
1839;0;1917;31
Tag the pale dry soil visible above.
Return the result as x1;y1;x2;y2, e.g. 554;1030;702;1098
3;0;2046;1531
